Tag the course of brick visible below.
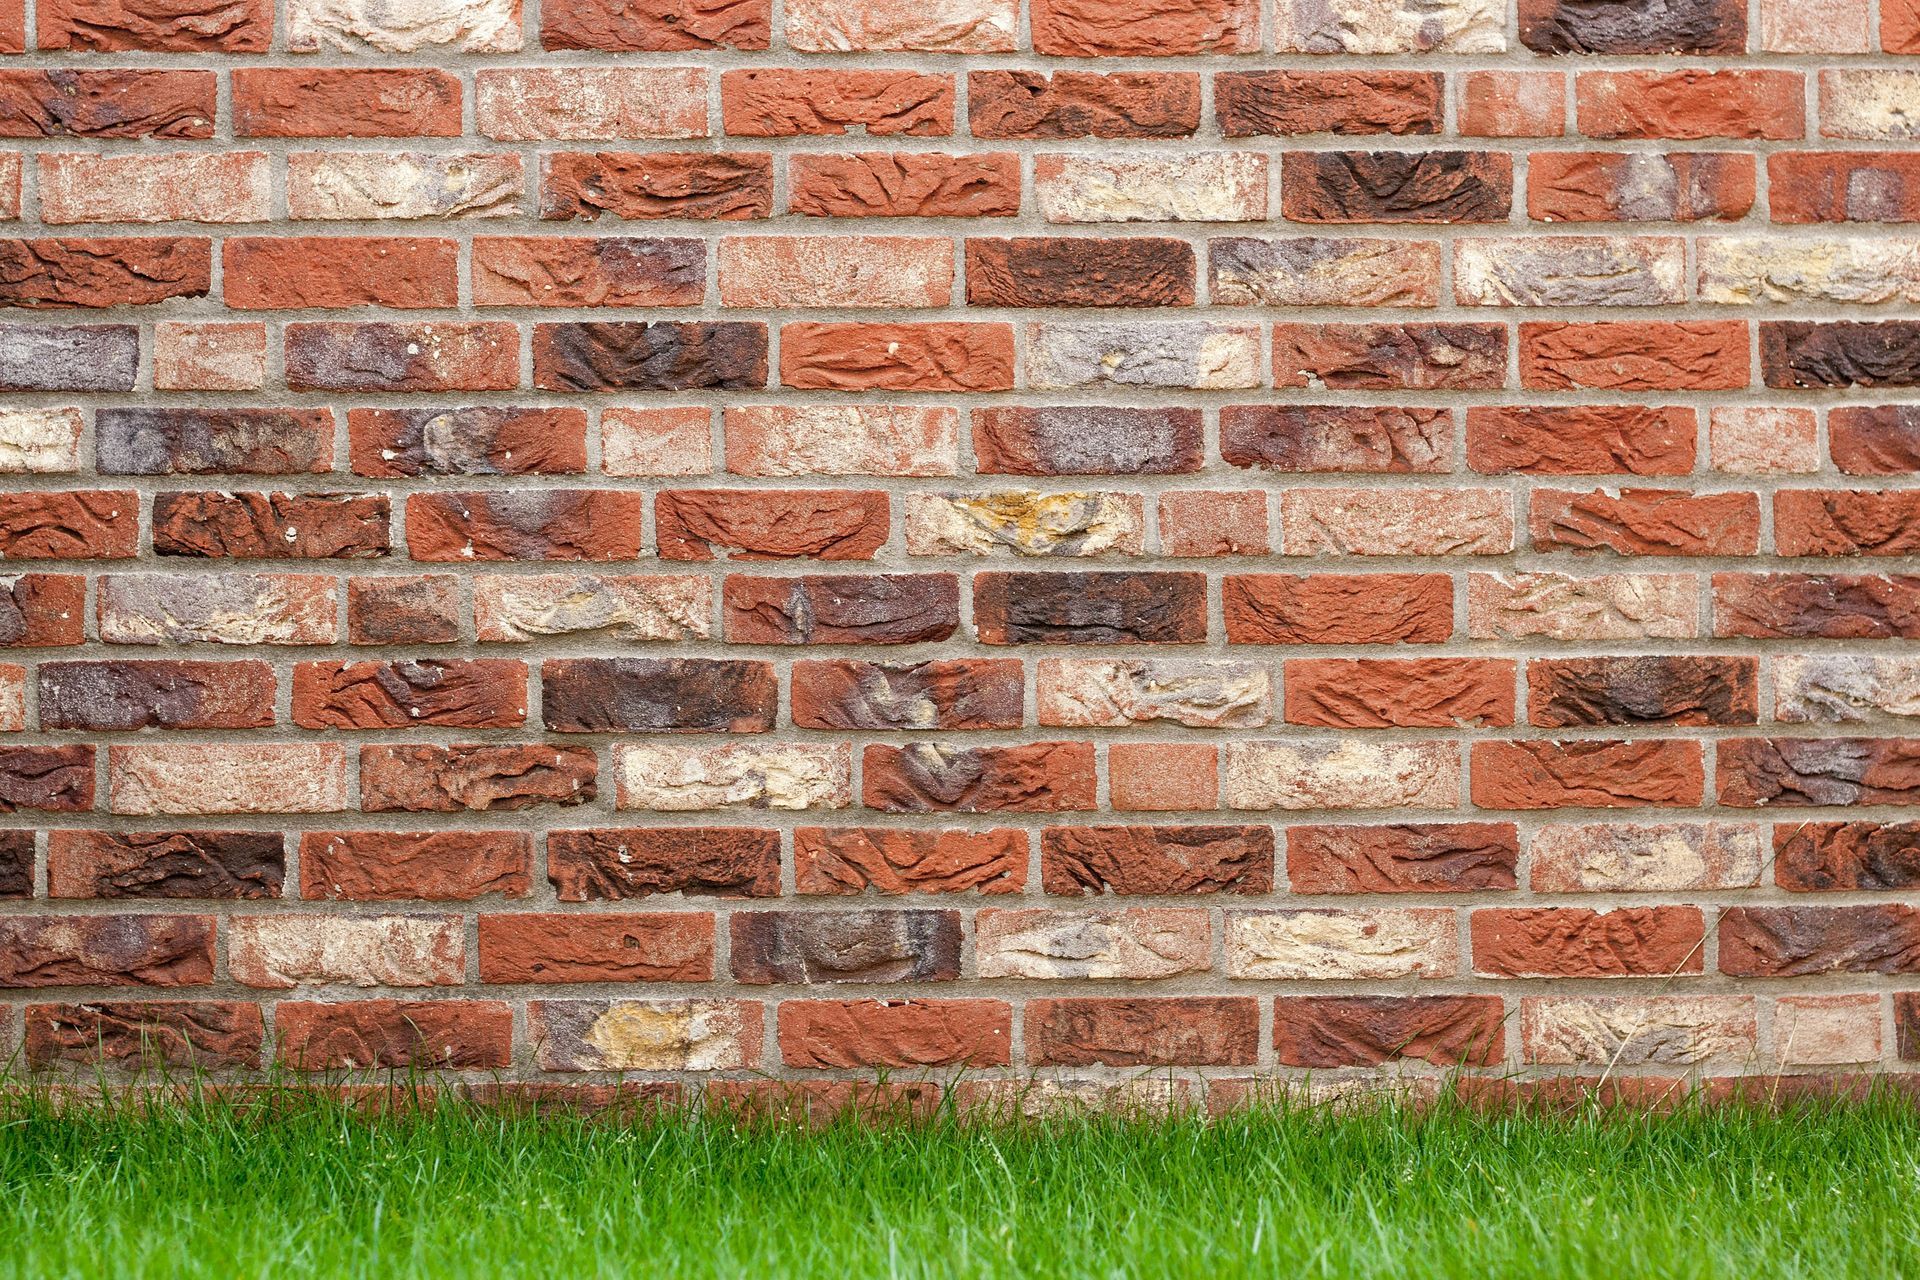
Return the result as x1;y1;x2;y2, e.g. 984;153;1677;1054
0;0;1918;1108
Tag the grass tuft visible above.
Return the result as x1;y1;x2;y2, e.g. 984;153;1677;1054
0;1079;1916;1278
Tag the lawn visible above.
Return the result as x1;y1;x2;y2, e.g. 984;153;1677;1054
0;1082;1915;1279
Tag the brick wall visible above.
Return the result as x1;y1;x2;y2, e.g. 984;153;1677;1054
0;0;1917;1107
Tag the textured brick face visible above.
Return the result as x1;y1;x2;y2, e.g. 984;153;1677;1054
0;0;1914;1105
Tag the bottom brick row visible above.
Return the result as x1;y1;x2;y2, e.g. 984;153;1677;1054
10;993;1918;1076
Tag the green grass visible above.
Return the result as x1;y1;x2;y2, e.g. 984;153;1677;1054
1;1081;1916;1279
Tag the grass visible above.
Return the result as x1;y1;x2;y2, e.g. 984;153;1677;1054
0;1080;1916;1279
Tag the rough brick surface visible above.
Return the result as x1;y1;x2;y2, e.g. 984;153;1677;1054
0;0;1911;1102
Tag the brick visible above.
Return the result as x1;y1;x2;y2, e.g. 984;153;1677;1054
1026;997;1258;1066
97;573;337;646
0;70;213;139
38;152;269;224
540;152;771;221
1041;825;1273;895
604;407;714;476
1160;491;1269;557
531;999;761;1071
292;659;526;730
791;658;1023;730
796;827;1026;895
1468;406;1696;475
108;744;348;816
1519;321;1747;391
1530;153;1753;223
477;68;704;141
0;325;138;392
973;407;1200;475
782;322;1010;392
1520;0;1745;53
1471;740;1705;809
46;830;283;899
475;236;705;309
1281;152;1512;223
1713;573;1920;639
1459;238;1686;309
1110;742;1217;811
1473;907;1704;978
1031;0;1254;54
1222;406;1451;474
1026;322;1259;390
1774;821;1920;892
480;914;712;983
534;321;766;391
1459;71;1565;137
548;828;780;899
405;491;644;561
1701;237;1920;306
721;70;949;136
0;410;81;474
300;831;530;901
1224;908;1457;979
1820;71;1920;139
722;236;952;308
1905;995;1920;1061
658;490;887;561
541;657;773;733
97;408;333;476
39;660;273;731
788;152;1019;218
151;492;390;560
38;0;271;50
1224;573;1453;645
0;575;85;648
233;68;462;138
726;405;958;477
0;915;212;987
724;573;958;644
965;237;1193;308
908;491;1142;558
1764;321;1920;388
275;1001;512;1071
1528;656;1756;727
228;915;462;989
968;71;1199;139
1775;655;1920;725
1286;823;1519;893
864;742;1096;812
1531;488;1759;558
1523;996;1755;1066
1577;71;1804;140
1710;407;1819;475
1035;152;1266;223
1718;736;1920;807
1494;571;1698;648
349;575;462;645
1223;740;1459;811
732;910;960;983
612;742;851;811
1273;996;1504;1068
977;907;1209;979
473;573;710;642
1217;71;1441;136
0;830;28;898
1210;237;1440;307
360;743;596;813
1774;995;1881;1066
0;491;137;559
25;1001;262;1069
0;237;209;309
543;0;768;49
780;999;1009;1068
286;0;521;50
349;407;586;478
287;322;519;393
288;151;521;220
1890;0;1920;52
224;237;457;310
154;323;267;391
1283;0;1504;51
787;0;1013;50
1278;487;1511;556
1776;490;1920;557
1271;324;1502;391
1531;822;1761;893
1284;659;1515;729
1770;153;1920;223
1832;408;1920;476
975;571;1205;644
1719;906;1920;976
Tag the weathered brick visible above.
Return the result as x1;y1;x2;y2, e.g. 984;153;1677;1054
1774;821;1920;892
1820;70;1920;140
300;831;530;901
544;0;768;49
1776;490;1920;557
154;323;266;391
973;407;1200;475
1224;740;1459;811
0;238;210;308
288;151;520;220
1217;71;1442;136
1719;906;1920;976
1224;573;1453;645
349;407;587;478
47;830;283;900
727;405;957;477
109;745;347;816
473;574;710;643
1520;0;1745;54
1035;152;1266;223
721;70;949;136
1769;153;1920;222
975;571;1204;644
293;659;526;730
1287;823;1519;893
540;151;771;220
2;575;88;649
1281;152;1513;223
25;1001;262;1069
548;827;780;899
1528;656;1757;727
535;321;766;391
724;573;958;644
1224;908;1457;980
349;575;462;646
977;907;1209;980
863;742;1096;812
722;235;953;308
531;999;761;1071
1273;997;1504;1067
1210;237;1440;308
0;326;138;392
1578;71;1804;140
1026;997;1258;1066
285;0;520;51
1030;0;1254;54
0;491;137;560
1284;659;1515;728
1519;321;1748;391
1531;822;1762;893
791;659;1023;730
39;660;273;731
968;71;1198;139
1473;907;1705;978
476;68;705;141
796;827;1026;895
286;322;520;392
1284;0;1504;51
97;408;333;476
39;153;268;224
965;238;1193;308
480;914;712;983
0;914;213;987
612;743;851;811
1041;825;1273;895
38;0;271;50
1714;573;1920;639
360;743;596;813
275;1000;512;1070
228;915;463;989
1523;996;1756;1066
732;910;960;983
780;999;1008;1068
1530;488;1760;557
541;658;773;733
1468;406;1696;475
152;492;391;560
1528;152;1753;223
1472;740;1705;809
405;491;644;561
1460;71;1565;137
788;152;1019;218
1278;487;1512;557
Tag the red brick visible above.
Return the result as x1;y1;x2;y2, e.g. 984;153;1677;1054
1520;322;1749;392
1468;406;1697;475
360;743;596;813
780;999;1010;1068
224;237;457;310
1281;151;1513;223
275;1000;512;1070
292;659;527;730
543;0;769;49
1110;742;1217;811
347;575;462;645
0;914;212;987
150;492;390;560
1224;573;1453;645
38;660;273;731
232;69;462;138
790;658;1022;731
1717;737;1920;808
479;914;713;983
300;831;530;901
0;70;214;138
1714;572;1920;639
541;152;772;221
1471;740;1705;809
1286;823;1519;894
781;323;1013;392
1473;908;1705;978
1026;997;1258;1066
1217;71;1442;137
0;238;209;309
406;491;643;562
657;489;887;561
968;70;1199;139
1775;490;1920;557
0;745;93;813
0;490;137;559
1041;824;1274;895
1528;656;1757;727
1029;0;1256;55
1577;71;1805;140
864;742;1096;812
1529;152;1754;222
1530;488;1760;557
795;827;1027;895
721;69;952;136
788;152;1019;218
474;236;704;307
25;1001;262;1069
1460;71;1565;138
38;0;270;50
1284;659;1515;729
1718;906;1920;977
1159;491;1269;556
724;573;958;645
547;828;779;900
1273;996;1505;1067
46;829;283;899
